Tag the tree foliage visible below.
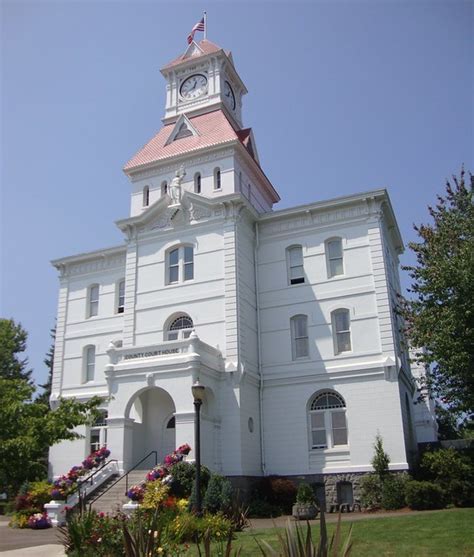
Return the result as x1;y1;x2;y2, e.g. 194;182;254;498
0;318;103;495
0;318;32;382
400;168;474;421
371;433;390;481
0;377;103;495
35;327;55;406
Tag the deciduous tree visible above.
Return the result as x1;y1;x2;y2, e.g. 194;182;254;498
400;168;474;423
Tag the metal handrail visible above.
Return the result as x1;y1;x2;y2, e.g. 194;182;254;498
67;459;118;503
87;450;158;510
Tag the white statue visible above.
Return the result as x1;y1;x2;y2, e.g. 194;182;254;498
169;166;186;205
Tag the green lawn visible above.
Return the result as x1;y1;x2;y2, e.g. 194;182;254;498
193;508;474;556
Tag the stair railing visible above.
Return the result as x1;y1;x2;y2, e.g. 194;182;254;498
67;459;118;508
88;450;158;510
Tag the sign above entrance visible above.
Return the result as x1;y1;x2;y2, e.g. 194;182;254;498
123;348;180;361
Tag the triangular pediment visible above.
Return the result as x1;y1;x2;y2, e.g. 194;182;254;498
165;114;200;146
115;190;222;236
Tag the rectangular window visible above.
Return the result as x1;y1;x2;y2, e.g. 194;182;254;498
291;315;309;359
90;412;108;453
334;310;351;353
117;280;125;314
169;248;179;283
311;413;327;449
86;346;95;382
331;411;348;445
288;246;304;285
327;239;343;277
89;285;99;317
184;246;194;281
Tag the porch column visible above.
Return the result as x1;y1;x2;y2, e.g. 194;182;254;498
174;411;195;457
106;417;134;473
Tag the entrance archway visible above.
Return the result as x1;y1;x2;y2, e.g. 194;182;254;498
126;387;176;467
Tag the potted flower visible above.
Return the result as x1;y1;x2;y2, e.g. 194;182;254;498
27;512;52;529
292;483;318;520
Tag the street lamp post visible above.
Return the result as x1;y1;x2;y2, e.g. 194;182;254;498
191;380;205;516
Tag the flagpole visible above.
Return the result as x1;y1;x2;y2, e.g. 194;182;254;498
204;11;207;39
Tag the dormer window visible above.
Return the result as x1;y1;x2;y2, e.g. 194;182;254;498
194;172;201;194
214;168;221;190
143;186;150;207
175;122;193;140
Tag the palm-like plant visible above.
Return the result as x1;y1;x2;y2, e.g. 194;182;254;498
255;510;353;557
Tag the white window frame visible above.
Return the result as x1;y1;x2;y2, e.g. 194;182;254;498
84;345;96;383
309;391;348;450
142;185;150;207
214;167;221;190
116;279;125;314
194;172;201;194
166;245;194;285
326;237;344;278
287;245;305;285
165;314;194;341
87;284;99;318
331;308;352;354
89;410;108;453
290;314;309;360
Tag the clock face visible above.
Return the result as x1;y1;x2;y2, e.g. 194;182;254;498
223;80;236;110
180;74;208;100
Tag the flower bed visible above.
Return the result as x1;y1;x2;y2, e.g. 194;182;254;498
51;446;110;500
27;512;52;529
126;444;191;502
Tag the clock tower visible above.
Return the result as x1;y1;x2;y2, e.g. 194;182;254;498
160;39;247;129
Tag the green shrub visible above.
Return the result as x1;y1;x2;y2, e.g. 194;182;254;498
270;478;297;513
296;483;315;504
405;480;446;510
170;510;232;543
418;448;474;506
28;481;53;510
168;461;210;499
247;499;282;518
372;434;390;482
203;473;233;514
58;509;125;556
381;475;407;510
359;474;383;510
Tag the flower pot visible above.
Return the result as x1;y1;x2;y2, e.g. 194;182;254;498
292;502;318;520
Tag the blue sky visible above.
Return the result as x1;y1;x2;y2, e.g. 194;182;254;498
1;1;473;389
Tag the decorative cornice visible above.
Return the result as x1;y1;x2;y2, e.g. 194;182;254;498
52;247;127;278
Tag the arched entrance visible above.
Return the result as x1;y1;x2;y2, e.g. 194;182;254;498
126;387;176;467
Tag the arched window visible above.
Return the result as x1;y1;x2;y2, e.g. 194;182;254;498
214;167;221;190
194;172;201;194
309;391;347;449
142;185;150;207
161;181;168;196
287;245;305;285
331;309;351;354
84;345;96;382
167;245;194;284
247;183;252;200
167;416;176;429
166;314;194;341
87;284;99;318
326;238;344;278
290;314;309;360
117;279;125;314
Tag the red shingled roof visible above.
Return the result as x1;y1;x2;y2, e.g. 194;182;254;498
162;39;226;70
124;110;252;172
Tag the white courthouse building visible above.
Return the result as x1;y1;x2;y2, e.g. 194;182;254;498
49;38;435;503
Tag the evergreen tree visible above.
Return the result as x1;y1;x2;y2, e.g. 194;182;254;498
400;168;474;423
36;327;55;406
0;318;32;382
371;433;390;482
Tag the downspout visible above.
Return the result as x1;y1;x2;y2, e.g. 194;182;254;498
254;221;266;475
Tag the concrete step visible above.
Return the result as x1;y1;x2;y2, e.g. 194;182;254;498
89;469;152;514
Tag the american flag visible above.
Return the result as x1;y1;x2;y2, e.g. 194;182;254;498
187;17;205;44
